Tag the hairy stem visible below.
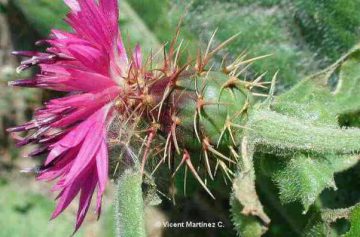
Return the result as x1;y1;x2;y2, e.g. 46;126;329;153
115;169;146;237
248;109;360;154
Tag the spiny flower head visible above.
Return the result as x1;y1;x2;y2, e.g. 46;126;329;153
8;0;272;232
8;0;142;231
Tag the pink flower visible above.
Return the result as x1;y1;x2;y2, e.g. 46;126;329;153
8;0;141;231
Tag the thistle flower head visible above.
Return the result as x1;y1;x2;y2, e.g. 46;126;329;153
8;0;272;232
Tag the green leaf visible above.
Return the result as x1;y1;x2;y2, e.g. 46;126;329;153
274;44;360;119
332;52;360;114
263;46;360;214
126;0;171;42
302;214;333;237
177;0;317;87
12;0;70;35
118;1;161;54
344;205;360;237
292;0;360;60
230;198;268;237
272;70;339;126
302;207;353;237
273;154;359;212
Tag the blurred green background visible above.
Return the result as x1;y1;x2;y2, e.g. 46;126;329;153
1;0;360;236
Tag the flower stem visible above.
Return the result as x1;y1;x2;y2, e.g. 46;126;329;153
248;109;360;154
115;169;146;237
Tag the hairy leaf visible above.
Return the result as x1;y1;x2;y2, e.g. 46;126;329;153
332;53;360;114
274;44;360;119
265;45;360;215
292;0;360;60
302;211;335;237
230;198;267;237
273;154;359;211
344;205;360;237
178;0;317;87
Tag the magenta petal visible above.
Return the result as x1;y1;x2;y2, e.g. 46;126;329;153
62;131;102;187
96;140;108;194
96;190;103;218
67;44;109;75
38;64;116;92
99;0;119;32
62;106;109;186
12;50;44;57
46;121;91;165
74;169;97;232
38;148;78;181
51;177;82;219
8;79;37;87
